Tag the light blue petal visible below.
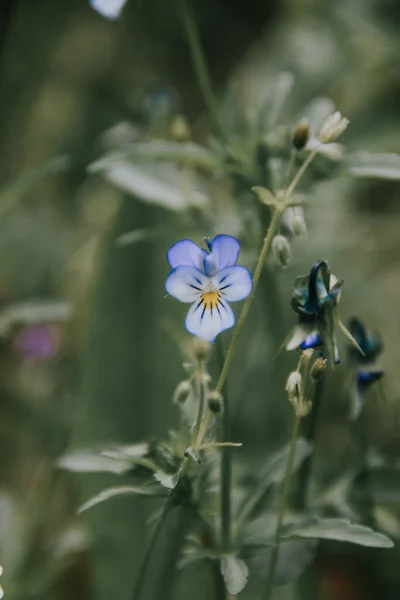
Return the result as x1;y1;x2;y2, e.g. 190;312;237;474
212;266;252;302
204;235;240;275
167;239;207;270
90;0;127;19
185;298;235;342
165;267;206;303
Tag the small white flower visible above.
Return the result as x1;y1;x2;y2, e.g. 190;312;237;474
306;137;344;160
90;0;127;20
318;111;349;144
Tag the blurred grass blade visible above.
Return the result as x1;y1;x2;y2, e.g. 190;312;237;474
78;485;164;514
345;152;400;179
0;156;70;218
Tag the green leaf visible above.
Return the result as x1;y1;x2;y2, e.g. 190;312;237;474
251;186;276;207
78;485;164;514
345;152;400;180
120;141;219;170
281;518;394;548
220;555;249;595
88;159;207;211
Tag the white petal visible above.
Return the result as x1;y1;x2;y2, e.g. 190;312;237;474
167;239;207;270
90;0;127;19
204;235;240;275
286;324;316;351
165;267;206;303
185;298;235;342
212;266;253;302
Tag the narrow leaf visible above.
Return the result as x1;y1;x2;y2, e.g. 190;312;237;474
220;555;249;595
281;518;394;548
78;485;164;514
345;152;400;180
58;450;133;474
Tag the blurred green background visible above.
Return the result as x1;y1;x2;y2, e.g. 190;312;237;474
1;0;400;599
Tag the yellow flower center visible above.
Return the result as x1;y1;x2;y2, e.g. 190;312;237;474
201;290;220;309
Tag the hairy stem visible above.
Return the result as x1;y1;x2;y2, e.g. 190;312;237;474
192;360;206;448
264;413;301;600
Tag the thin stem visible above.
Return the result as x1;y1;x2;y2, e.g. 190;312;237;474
197;205;282;446
264;413;301;600
197;150;318;448
294;377;325;510
177;0;226;141
192;360;205;448
217;336;232;551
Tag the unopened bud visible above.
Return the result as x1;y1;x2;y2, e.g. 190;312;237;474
171;115;190;141
190;338;211;362
310;357;327;381
286;371;302;399
208;390;223;415
272;235;291;267
292;215;307;237
172;380;192;405
292;119;310;150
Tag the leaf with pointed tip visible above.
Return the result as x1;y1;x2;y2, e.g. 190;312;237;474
78;484;165;514
337;317;365;357
252;186;276;207
281;518;393;548
220;555;249;595
88;159;207;211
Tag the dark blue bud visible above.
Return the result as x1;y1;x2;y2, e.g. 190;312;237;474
300;332;322;350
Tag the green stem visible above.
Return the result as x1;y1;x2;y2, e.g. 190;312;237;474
177;0;226;141
264;413;301;600
192;360;205;448
217;337;232;551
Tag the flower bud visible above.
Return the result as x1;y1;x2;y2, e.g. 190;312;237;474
172;380;192;405
190;338;211;362
171;115;190;141
286;371;302;399
292;119;310;150
272;235;291;267
310;357;327;381
292;215;307;237
208;390;223;415
319;111;349;144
